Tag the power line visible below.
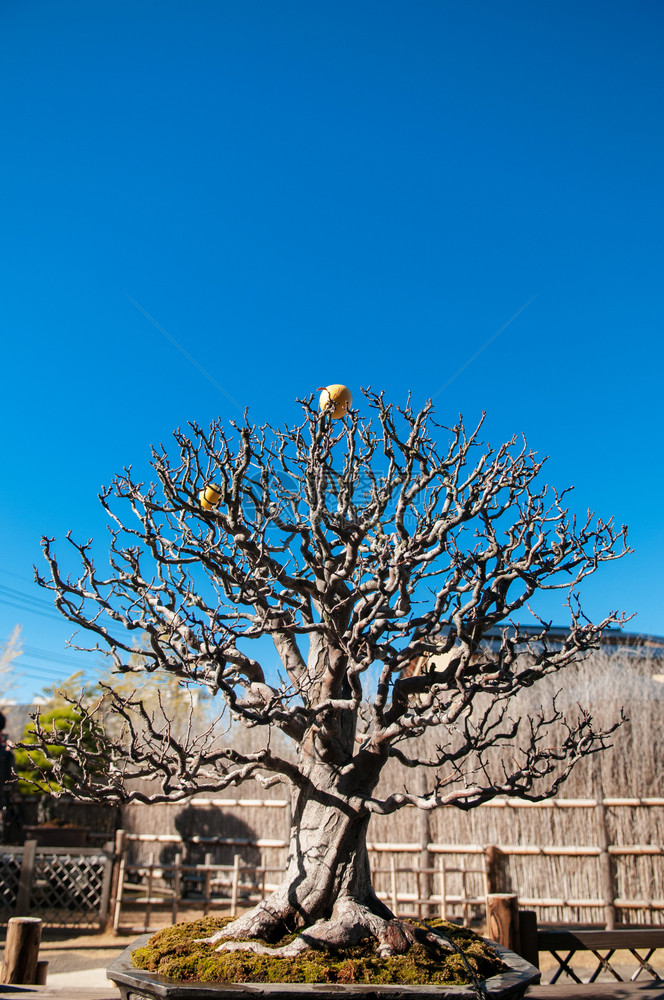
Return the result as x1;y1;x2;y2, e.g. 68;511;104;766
22;645;96;668
18;660;82;677
0;569;35;583
0;583;59;611
0;599;63;624
0;585;64;624
15;665;76;682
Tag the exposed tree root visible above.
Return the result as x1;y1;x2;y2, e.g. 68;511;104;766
200;899;287;946
201;897;456;960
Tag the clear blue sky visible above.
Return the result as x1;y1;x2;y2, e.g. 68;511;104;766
1;0;662;703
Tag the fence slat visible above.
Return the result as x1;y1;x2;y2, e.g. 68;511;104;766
389;856;398;914
172;853;181;925
14;841;36;918
596;761;616;930
230;855;240;917
203;853;212;916
97;845;115;930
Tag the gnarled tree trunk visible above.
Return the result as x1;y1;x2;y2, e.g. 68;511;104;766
204;751;425;956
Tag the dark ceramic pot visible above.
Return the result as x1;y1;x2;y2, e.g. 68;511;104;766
106;935;540;1000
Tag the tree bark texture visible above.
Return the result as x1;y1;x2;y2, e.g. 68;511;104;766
210;751;398;949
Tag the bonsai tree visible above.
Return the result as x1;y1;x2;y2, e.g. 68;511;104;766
31;390;629;958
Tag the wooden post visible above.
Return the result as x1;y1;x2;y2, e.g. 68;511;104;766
518;909;539;969
172;852;181;925
416;771;434;916
144;852;155;932
460;857;470;927
485;845;505;896
390;855;398;916
15;840;37;917
595;759;616;930
230;854;241;916
112;846;127;932
36;960;48;985
107;829;127;933
0;917;42;985
98;841;115;930
486;893;520;954
438;857;447;920
203;852;212;916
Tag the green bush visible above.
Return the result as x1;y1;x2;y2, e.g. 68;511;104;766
14;705;103;798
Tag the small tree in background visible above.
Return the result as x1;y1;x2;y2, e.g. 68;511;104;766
29;390;629;956
14;704;106;823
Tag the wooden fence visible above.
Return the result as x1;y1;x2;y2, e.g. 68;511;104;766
112;794;664;931
113;841;491;932
0;841;114;929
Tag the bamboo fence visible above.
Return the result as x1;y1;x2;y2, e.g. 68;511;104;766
118;794;664;929
117;647;664;928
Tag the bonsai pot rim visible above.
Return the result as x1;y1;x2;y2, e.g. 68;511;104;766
106;934;541;999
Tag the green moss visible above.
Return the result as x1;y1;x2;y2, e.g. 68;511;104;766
131;916;506;985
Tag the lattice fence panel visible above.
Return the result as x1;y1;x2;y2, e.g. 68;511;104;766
29;850;109;928
0;851;22;918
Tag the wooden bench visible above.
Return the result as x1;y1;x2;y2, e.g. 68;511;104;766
535;927;664;987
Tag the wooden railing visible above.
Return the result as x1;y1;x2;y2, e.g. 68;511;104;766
118;794;664;928
112;852;287;931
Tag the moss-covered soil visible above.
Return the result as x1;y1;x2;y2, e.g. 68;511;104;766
131;916;507;985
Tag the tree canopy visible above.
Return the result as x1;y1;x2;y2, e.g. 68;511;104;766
28;390;630;952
